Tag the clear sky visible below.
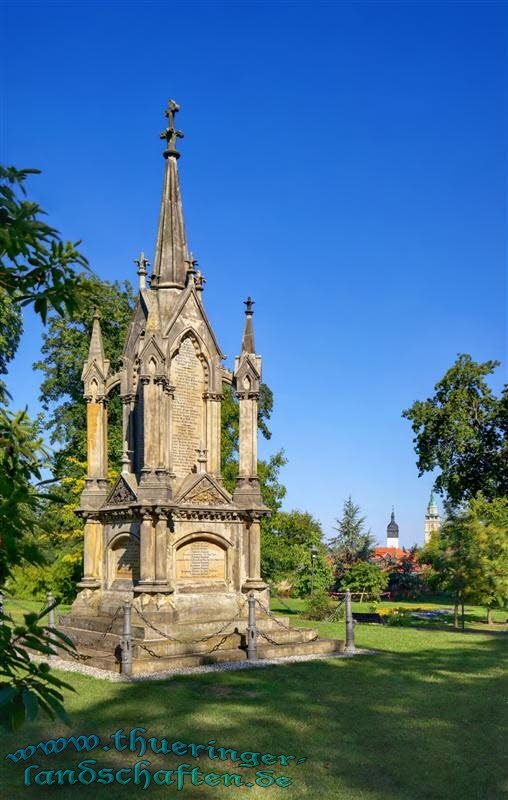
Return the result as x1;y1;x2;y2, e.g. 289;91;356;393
2;1;506;547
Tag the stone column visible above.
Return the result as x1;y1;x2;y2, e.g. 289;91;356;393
140;375;155;474
86;395;108;480
154;512;172;591
81;393;109;509
238;390;258;478
166;383;175;478
234;388;261;506
242;518;266;592
78;516;103;589
136;513;156;590
121;394;135;473
204;392;222;477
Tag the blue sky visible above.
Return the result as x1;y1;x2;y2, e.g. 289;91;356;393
2;1;506;546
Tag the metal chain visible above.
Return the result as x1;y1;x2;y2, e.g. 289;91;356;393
322;598;346;623
134;598;247;644
254;597;300;632
257;629;319;646
137;631;232;659
96;606;123;645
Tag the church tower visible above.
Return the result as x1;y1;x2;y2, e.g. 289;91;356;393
386;508;399;548
424;492;441;544
62;101;342;671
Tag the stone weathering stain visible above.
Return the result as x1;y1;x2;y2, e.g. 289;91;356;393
56;100;343;672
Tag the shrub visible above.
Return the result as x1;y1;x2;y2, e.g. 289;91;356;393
303;591;334;620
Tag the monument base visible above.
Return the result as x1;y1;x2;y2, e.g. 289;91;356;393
56;588;344;674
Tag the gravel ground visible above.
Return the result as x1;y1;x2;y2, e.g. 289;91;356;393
30;649;377;683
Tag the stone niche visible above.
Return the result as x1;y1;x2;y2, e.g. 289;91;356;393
108;533;140;590
175;536;227;593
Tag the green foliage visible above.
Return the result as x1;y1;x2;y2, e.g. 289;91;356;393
0;166;89;322
420;509;484;627
262;510;333;597
466;495;508;619
0;288;23;398
329;496;376;581
402;354;507;505
6;554;82;605
0;409;53;585
339;561;388;597
34;274;135;474
0;164;89;729
0;603;76;731
303;590;334;620
385;547;425;599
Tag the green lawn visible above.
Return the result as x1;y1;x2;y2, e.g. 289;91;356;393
1;596;507;799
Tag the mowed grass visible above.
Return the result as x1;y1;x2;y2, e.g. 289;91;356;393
1;596;507;800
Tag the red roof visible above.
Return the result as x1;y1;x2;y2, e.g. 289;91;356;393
372;547;405;559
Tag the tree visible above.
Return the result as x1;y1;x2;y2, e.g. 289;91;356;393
0;288;23;397
402;354;507;505
420;511;483;628
0;166;88;322
329;496;375;581
34;274;136;477
261;510;333;597
0;166;86;729
385;547;424;599
468;495;508;623
339;561;388;598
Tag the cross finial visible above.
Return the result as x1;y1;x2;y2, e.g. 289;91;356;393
134;251;150;289
244;296;255;315
160;99;184;159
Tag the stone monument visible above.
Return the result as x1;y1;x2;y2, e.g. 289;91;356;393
58;100;343;672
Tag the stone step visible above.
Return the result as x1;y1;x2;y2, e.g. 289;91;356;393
49;635;344;674
257;637;344;660
57;621;318;658
57;613;292;639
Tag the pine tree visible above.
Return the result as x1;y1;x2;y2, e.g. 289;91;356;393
329;496;375;580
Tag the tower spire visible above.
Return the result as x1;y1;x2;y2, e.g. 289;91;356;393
241;296;256;354
88;307;105;363
151;100;189;289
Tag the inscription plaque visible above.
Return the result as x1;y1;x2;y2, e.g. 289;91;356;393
176;540;225;582
112;536;140;582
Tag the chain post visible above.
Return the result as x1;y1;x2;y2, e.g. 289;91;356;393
46;592;56;660
121;600;133;675
247;592;258;661
345;589;355;652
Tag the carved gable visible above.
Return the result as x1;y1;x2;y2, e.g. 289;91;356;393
106;475;137;505
179;475;231;506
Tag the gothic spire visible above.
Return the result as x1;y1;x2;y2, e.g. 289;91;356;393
241;296;256;354
151;100;189;289
88;307;105;363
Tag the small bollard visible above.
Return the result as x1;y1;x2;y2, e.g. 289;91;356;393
345;589;355;653
247;592;258;661
121;600;133;676
46;592;56;660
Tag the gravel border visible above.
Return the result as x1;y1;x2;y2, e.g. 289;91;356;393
30;649;377;683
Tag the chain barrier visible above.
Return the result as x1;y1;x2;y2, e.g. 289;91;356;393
133;598;248;645
254;597;320;646
137;631;232;660
322;597;346;623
